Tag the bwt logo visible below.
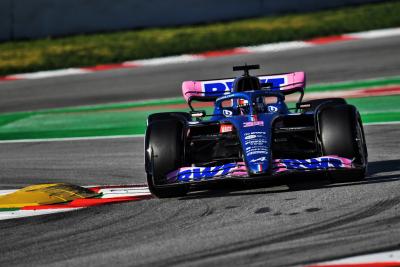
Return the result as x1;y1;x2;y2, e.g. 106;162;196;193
202;77;287;95
177;163;236;182
280;158;345;169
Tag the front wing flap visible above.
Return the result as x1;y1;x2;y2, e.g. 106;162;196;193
166;156;354;184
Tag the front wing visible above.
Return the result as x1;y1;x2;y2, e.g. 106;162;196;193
166;156;354;184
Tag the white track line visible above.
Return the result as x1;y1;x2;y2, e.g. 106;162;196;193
310;249;400;266
126;54;203;66
0;208;83;220
346;27;400;39
9;68;91;80
243;41;313;53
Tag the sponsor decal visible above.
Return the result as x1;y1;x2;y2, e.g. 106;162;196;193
268;105;279;113
250;156;267;163
202;76;287;96
244;134;257;140
245;147;268;156
177;164;234;182
259;77;286;90
244;132;267;145
248;150;268;156
223;109;233;117
244;131;266;136
245;140;267;146
168;163;248;183
273;156;353;172
243;121;264;127
220;124;233;133
203;79;233;96
243;131;269;158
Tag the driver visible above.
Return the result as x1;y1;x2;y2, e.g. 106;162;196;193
237;98;250;115
237;97;269;114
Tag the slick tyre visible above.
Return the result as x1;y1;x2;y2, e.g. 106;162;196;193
146;119;189;198
319;105;368;182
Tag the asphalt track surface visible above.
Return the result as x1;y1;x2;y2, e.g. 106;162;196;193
0;36;399;267
0;124;399;267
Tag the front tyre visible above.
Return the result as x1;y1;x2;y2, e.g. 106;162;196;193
318;105;368;181
145;119;189;198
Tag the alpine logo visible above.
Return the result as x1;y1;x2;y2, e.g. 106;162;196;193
175;163;236;182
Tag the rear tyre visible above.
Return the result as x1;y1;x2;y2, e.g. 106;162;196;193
145;119;189;198
318;105;367;182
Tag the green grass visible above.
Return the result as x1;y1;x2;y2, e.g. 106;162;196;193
0;94;398;140
307;76;400;92
1;1;400;76
0;76;398;141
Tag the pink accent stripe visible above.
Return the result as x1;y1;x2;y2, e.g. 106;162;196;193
306;35;357;44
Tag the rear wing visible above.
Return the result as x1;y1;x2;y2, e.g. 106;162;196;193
182;71;305;102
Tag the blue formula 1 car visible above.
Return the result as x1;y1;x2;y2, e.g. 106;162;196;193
145;65;368;198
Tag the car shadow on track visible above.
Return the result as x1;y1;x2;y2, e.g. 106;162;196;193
180;159;400;200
